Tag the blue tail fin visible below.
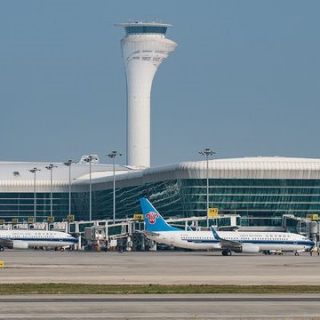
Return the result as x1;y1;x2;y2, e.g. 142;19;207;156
139;198;180;232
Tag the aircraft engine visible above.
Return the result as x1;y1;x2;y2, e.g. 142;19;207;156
11;240;29;249
239;243;260;253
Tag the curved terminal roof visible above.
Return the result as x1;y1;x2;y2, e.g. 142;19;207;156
0;157;320;192
0;161;133;192
177;157;320;179
87;157;320;191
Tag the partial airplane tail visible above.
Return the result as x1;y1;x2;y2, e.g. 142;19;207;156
139;198;180;232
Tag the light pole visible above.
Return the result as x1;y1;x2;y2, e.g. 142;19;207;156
83;155;98;221
64;160;74;217
199;148;215;228
107;151;122;224
29;167;41;222
45;164;58;217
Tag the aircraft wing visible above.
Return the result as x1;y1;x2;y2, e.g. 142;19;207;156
218;239;242;251
211;227;242;250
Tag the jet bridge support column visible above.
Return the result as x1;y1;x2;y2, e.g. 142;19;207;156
148;240;157;251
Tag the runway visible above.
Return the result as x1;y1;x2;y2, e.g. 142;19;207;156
0;250;320;285
1;250;320;319
0;294;319;319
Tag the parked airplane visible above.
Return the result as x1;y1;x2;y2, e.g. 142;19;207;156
210;227;314;256
140;197;315;255
0;229;78;251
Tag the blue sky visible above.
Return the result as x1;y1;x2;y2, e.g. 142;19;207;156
0;0;319;166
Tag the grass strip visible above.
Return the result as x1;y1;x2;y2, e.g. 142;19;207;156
0;284;320;295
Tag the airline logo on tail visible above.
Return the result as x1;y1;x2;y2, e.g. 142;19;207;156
146;212;160;224
139;197;180;232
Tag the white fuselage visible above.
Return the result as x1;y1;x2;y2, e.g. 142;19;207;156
0;230;77;249
146;230;314;252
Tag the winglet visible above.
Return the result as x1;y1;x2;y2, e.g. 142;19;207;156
139;198;180;232
211;226;222;241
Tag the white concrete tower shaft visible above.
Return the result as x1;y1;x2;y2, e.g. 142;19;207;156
117;22;177;168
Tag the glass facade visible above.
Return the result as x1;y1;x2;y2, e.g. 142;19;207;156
0;178;320;226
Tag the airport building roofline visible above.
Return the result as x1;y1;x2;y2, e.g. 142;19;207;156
80;156;320;190
0;161;134;185
1;156;320;192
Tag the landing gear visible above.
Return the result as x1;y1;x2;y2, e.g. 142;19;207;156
294;251;299;256
0;246;4;252
222;249;232;256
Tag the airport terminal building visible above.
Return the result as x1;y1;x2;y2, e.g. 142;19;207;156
0;156;320;227
3;24;319;227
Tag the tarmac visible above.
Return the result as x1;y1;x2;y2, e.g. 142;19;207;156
0;294;319;319
1;250;320;319
0;250;320;285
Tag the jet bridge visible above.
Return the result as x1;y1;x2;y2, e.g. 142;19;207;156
282;214;320;246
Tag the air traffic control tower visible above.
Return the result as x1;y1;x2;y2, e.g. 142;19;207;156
116;22;177;168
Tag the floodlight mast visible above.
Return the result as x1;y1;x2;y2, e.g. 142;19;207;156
199;148;216;227
116;21;177;168
107;151;122;224
64;160;74;217
45;164;58;217
83;155;98;221
29;167;41;221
